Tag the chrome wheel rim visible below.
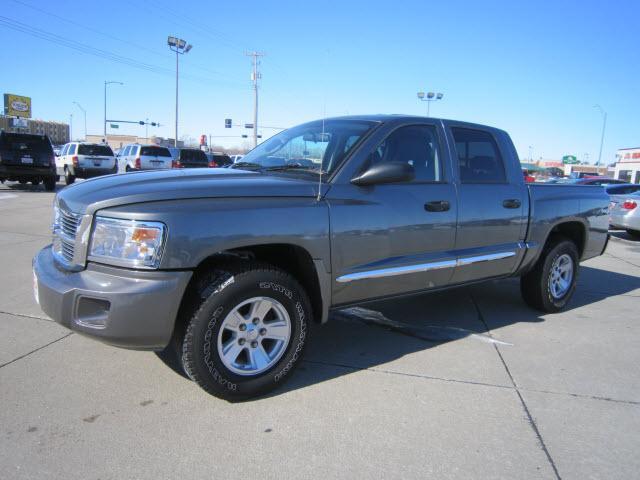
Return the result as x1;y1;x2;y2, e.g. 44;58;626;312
217;296;291;376
549;254;574;299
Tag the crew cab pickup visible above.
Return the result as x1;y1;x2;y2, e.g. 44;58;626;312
33;115;610;400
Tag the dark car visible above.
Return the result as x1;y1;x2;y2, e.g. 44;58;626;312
173;148;209;168
205;152;233;167
572;176;627;186
0;132;57;190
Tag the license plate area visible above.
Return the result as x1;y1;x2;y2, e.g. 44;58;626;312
21;156;33;164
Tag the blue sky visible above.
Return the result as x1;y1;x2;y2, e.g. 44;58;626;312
2;0;638;162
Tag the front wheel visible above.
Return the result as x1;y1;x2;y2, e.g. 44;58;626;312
181;264;311;400
521;237;579;312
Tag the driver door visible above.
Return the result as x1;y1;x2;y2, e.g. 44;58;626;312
328;123;458;305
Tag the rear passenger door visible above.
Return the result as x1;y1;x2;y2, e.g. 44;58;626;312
447;126;527;284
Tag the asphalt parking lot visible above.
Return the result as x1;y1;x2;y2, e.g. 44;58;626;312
1;180;639;479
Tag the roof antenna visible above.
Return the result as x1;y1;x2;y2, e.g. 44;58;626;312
317;49;329;202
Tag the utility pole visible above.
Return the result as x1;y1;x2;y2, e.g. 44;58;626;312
69;113;73;141
246;51;265;148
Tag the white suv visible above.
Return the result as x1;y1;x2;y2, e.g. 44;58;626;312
118;144;173;172
56;142;116;185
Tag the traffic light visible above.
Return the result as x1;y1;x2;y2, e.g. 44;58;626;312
151;122;157;127
139;120;145;125
225;118;232;128
241;134;248;138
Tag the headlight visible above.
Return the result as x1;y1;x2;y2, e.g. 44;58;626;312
88;217;166;269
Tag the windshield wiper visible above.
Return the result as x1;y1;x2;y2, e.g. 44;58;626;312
263;164;325;174
230;161;263;170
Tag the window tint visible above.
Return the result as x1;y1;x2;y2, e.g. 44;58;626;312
68;144;77;155
370;125;442;182
214;154;233;166
0;133;53;155
78;144;113;156
140;146;171;157
452;128;506;184
179;149;207;163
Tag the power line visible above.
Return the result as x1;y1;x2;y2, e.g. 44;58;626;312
0;15;248;88
9;0;230;79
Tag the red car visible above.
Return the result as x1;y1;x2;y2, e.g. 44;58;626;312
522;169;535;183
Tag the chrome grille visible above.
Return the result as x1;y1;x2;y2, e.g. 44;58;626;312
53;205;80;264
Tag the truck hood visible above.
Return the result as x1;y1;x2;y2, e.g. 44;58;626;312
58;168;324;215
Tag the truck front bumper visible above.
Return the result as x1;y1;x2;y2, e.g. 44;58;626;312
33;245;192;350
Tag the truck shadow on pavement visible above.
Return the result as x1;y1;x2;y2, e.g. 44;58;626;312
156;265;640;399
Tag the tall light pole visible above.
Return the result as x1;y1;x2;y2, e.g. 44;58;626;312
246;51;265;148
168;36;192;147
73;102;86;140
417;91;444;117
528;146;533;162
69;113;73;141
594;104;607;166
104;81;123;143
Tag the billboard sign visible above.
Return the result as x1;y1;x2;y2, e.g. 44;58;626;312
4;93;32;118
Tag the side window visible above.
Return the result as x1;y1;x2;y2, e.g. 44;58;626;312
61;144;69;156
452;128;506;184
68;144;77;155
371;125;442;182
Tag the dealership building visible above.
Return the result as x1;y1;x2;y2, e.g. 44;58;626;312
614;147;640;184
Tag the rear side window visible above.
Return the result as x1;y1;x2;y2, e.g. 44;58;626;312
78;144;113;156
68;144;77;155
141;146;171;157
452;128;506;184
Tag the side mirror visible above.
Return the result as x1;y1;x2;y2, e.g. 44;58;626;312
351;161;415;186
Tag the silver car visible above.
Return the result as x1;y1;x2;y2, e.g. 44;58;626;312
609;191;640;237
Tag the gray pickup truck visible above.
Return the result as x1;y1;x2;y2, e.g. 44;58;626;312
33;115;610;399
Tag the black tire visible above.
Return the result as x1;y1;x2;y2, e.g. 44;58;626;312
626;229;640;238
43;177;57;191
180;263;311;400
31;179;41;186
18;179;28;185
64;167;75;185
521;236;579;312
125;165;132;172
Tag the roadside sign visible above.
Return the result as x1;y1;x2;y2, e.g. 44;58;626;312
110;123;119;128
245;123;254;129
562;155;578;164
225;118;232;128
4;93;31;118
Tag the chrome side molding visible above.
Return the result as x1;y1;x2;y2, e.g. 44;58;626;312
337;249;519;283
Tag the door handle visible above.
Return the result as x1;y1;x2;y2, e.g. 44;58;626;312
424;200;450;212
503;199;521;209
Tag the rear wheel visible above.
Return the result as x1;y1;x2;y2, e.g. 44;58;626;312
43;177;57;192
31;179;41;186
125;165;132;172
180;263;311;400
64;167;75;185
521;236;579;312
18;179;28;185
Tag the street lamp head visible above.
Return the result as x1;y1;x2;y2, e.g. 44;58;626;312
168;36;177;47
436;92;443;100
427;92;435;99
177;38;186;49
185;44;192;53
417;91;425;99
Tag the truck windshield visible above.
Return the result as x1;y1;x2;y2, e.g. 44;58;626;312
239;120;377;175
